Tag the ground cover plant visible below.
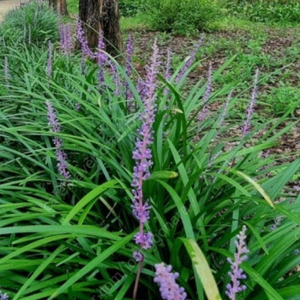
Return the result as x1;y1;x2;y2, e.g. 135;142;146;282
227;0;300;24
0;1;300;300
0;1;58;46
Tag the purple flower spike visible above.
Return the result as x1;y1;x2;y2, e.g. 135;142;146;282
46;100;71;179
242;69;259;136
131;40;160;258
134;231;153;249
154;263;187;300
198;62;212;122
137;77;146;102
60;23;72;54
47;41;53;78
176;35;203;83
226;225;249;300
97;30;107;86
56;149;71;179
76;20;95;58
46;100;61;133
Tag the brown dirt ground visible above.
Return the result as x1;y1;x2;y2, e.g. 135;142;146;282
131;29;300;188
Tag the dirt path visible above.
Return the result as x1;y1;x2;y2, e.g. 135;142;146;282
0;0;30;21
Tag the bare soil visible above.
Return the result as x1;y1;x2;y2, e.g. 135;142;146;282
131;29;300;171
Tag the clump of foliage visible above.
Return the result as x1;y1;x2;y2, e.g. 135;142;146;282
262;83;300;116
228;0;300;23
0;1;58;46
119;0;148;17
145;0;222;35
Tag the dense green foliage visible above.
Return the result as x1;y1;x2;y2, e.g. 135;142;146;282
228;0;300;23
0;1;58;45
0;1;299;300
145;0;221;34
119;0;147;16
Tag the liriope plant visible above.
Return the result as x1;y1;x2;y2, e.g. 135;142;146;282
0;17;299;300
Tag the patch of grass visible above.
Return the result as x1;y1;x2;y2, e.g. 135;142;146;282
121;15;152;32
262;82;300;116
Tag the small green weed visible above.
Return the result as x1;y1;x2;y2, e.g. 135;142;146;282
262;82;300;116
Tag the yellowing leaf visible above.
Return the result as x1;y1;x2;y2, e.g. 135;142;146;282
235;170;275;208
181;238;222;300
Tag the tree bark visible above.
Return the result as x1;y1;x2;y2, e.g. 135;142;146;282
79;0;122;56
49;0;69;16
99;0;122;56
58;0;69;16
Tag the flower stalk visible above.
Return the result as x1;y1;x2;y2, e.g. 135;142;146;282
131;40;160;299
226;225;249;300
46;100;71;180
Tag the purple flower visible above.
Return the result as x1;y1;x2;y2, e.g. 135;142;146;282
0;288;8;300
242;69;259;136
198;62;212;122
176;35;203;83
133;251;143;262
131;40;160;257
134;231;153;249
0;293;8;300
59;23;72;54
154;263;187;300
294;180;300;192
97;30;107;86
76;20;95;58
46;100;61;133
137;77;146;102
56;149;71;179
46;100;71;179
131;197;151;224
47;41;53;78
226;225;249;300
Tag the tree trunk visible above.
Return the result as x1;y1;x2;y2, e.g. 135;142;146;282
99;0;122;56
79;0;122;56
58;0;69;16
49;0;69;16
79;0;100;50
